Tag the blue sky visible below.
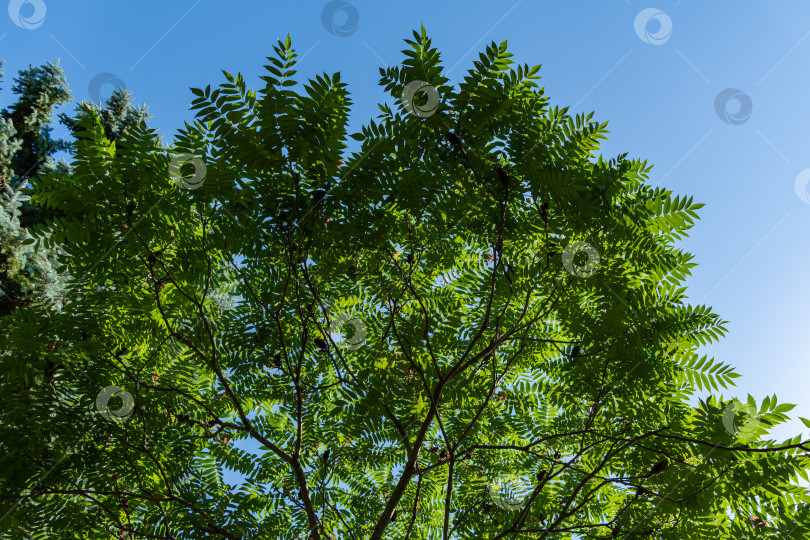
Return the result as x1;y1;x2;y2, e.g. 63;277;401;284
4;0;810;459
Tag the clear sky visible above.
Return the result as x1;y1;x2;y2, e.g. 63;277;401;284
4;0;810;456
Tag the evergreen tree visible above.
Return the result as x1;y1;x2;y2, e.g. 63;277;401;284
61;87;149;143
0;60;70;316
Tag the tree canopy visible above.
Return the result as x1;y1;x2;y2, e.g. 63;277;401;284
1;27;808;539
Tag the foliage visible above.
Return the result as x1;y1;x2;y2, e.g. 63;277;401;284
0;60;70;316
0;28;808;539
60;87;150;143
0;59;150;318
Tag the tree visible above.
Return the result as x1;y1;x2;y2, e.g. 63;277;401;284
0;58;148;317
0;60;71;316
1;28;808;539
0;59;150;538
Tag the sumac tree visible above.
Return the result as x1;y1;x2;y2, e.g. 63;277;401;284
1;28;808;540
